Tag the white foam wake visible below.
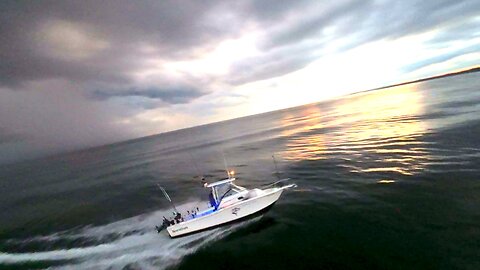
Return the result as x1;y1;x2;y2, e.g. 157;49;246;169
0;201;256;269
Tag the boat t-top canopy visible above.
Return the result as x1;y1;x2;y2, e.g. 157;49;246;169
204;177;247;210
205;178;236;188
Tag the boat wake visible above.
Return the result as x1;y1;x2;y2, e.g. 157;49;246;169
0;201;256;269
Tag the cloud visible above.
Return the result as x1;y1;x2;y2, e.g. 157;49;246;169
0;0;242;163
1;0;478;88
428;18;480;45
225;0;480;85
0;128;24;144
0;0;479;164
92;86;206;105
228;44;319;85
0;0;236;87
402;43;480;73
0;80;137;163
260;0;372;50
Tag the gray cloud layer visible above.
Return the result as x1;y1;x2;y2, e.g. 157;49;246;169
0;0;232;85
93;86;205;104
228;0;480;84
1;0;478;88
0;0;478;163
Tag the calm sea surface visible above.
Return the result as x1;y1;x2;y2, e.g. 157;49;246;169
1;72;479;269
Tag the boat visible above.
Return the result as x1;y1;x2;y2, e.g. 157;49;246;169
155;172;296;238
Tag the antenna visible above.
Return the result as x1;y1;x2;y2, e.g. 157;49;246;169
189;152;204;183
222;151;231;179
189;152;201;175
272;154;280;180
156;184;178;213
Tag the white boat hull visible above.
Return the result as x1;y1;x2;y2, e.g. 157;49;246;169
166;186;289;238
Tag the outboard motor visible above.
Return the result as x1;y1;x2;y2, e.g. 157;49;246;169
156;217;171;233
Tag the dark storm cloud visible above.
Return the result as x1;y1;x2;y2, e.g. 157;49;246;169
1;0;478;88
0;0;232;87
93;86;205;105
0;128;24;144
246;0;313;22
260;0;373;50
0;81;137;164
0;0;242;163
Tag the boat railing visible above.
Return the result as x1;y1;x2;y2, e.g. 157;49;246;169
261;178;291;188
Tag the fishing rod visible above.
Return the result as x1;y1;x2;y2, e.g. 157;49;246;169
222;151;231;179
189;152;202;178
261;178;292;188
156;184;178;214
272;154;280;180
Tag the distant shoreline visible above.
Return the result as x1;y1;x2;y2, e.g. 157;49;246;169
355;66;480;95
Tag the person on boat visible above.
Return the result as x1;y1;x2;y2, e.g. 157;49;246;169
174;212;182;223
162;216;170;227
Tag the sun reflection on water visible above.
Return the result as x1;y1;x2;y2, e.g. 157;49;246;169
280;104;327;160
280;84;434;177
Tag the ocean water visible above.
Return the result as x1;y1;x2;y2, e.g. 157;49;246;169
1;72;480;269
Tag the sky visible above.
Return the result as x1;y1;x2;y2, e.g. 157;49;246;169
0;0;479;164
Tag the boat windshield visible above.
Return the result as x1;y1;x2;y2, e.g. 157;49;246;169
215;183;236;199
207;180;246;209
